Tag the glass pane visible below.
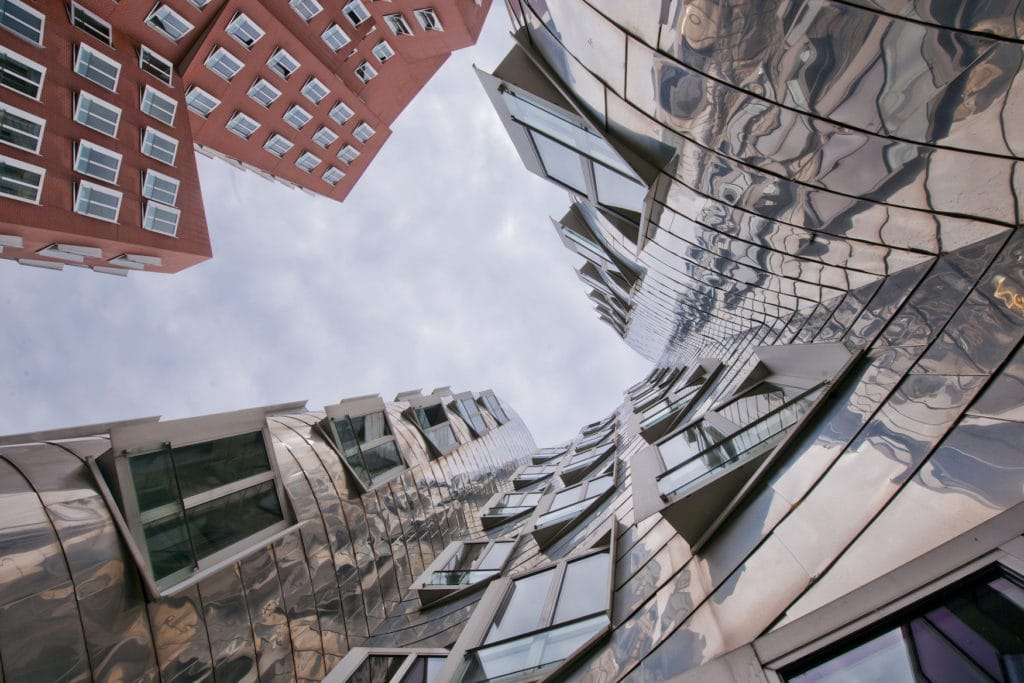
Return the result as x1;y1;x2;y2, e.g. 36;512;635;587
553;552;609;623
486;568;555;643
550;487;582;510
425;423;457;454
129;448;179;512
348;654;406;683
532;132;586;193
353;412;390;442
789;628;917;683
910;619;991;683
142;508;195;581
333;417;370;486
718;383;791;428
472;614;608;681
477;541;515;571
361;440;402;479
185;480;283;559
658;421;726;470
172;431;272;498
594;163;646;214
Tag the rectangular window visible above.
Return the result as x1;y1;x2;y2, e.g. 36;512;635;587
226;112;259;139
37;243;101;263
74;140;121;183
424;540;514;590
343;1;370;25
266;49;298;80
0;153;43;203
185;87;219;117
0;45;45;99
289;0;322;21
146;4;193;43
323;405;404;491
142;169;178;205
322;166;344;185
301;77;329;105
74;44;120;91
354;61;377;84
75;180;121;222
321;23;349;51
353;122;374;142
371;40;395;63
384;14;411;36
225;13;263;49
337;144;359;164
263;133;292;157
414;8;442;31
283;104;311;130
205;46;242;81
141;127;178;165
1;0;44;45
71;3;111;45
142;201;179;236
0;101;43;153
139;46;173;85
329;101;353;125
141;86;176;126
74;91;121;137
311;126;337;148
295;150;320;172
247;78;280;107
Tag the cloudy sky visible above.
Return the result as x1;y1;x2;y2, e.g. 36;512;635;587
0;9;650;446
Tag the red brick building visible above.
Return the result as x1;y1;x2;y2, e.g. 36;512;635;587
0;0;490;275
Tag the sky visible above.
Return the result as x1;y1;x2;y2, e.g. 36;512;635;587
0;8;650;446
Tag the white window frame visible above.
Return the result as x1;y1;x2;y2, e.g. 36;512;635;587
185;86;219;117
141;126;178;165
247;78;281;107
321;23;349;51
371;40;395;63
74;91;121;137
263;133;292;158
74;44;120;92
354;60;377;84
71;3;111;45
283;104;311;130
289;0;322;21
266;49;299;80
225;12;263;49
343;1;370;26
0;45;46;100
0;0;44;46
311;126;338;148
337;144;359;164
145;4;194;44
301;77;329;105
295;151;320;172
226;111;260;139
0;100;44;153
74;179;122;223
384;13;412;36
0;153;44;203
353;121;374;143
142;200;179;236
205;46;243;81
141;85;177;126
74;139;121;183
142;168;179;206
322;166;344;185
329;101;354;125
139;45;173;86
413;8;442;31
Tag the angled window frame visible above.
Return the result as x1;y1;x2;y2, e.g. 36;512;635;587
477;390;509;424
343;0;370;26
403;393;459;458
74;179;122;223
141;126;178;165
559;440;616;487
0;152;44;203
1;0;44;46
311;125;338;149
354;60;377;84
247;77;281;108
352;121;374;142
0;99;44;154
145;4;193;44
384;13;412;36
266;48;299;80
371;40;395;63
413;536;519;606
480;489;546;530
637;358;723;444
74;139;122;183
450;391;489;438
413;7;442;31
301;77;329;105
185;86;219;117
139;45;173;86
141;168;178;205
74;43;120;92
329;101;354;126
322;165;344;185
294;150;320;172
531;461;618;549
73;90;121;137
225;11;263;49
321;23;350;51
289;0;323;21
142;200;179;236
263;132;293;157
532;443;571;465
205;45;243;81
337;143;359;164
512;462;557;490
70;2;111;45
283;103;311;130
140;84;177;126
327;647;450;683
317;394;406;494
0;44;45;100
225;111;260;139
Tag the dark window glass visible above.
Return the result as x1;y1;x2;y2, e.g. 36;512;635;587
186;480;283;558
360;440;402;477
130;448;179;511
352;411;390;442
349;654;406;683
172;431;272;498
415;404;447;429
141;508;194;580
0;51;42;98
553;553;608;623
487;568;554;642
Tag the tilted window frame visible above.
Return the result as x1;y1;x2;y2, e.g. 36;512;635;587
531;460;618;550
0;0;44;46
0;100;45;154
317;394;407;494
0;152;44;203
559;439;616;487
74;43;120;92
413;536;520;607
185;86;219;117
403;394;460;458
145;4;194;44
70;2;111;45
450;391;489;438
477;390;509;424
511;462;557;490
480;488;546;530
139;45;173;86
325;647;450;683
0;44;45;100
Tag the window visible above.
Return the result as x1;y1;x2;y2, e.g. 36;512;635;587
512;464;557;489
139;46;173;85
329;101;354;125
417;539;515;604
320;396;404;492
109;253;160;270
333;650;448;683
205;46;242;81
560;442;616;486
74;44;119;91
637;360;720;443
481;491;542;529
533;445;571;465
0;45;45;99
478;391;509;424
225;13;263;49
0;153;43;203
295;150;320;172
311;126;337;148
266;49;298;80
141;86;176;126
185;87;219;117
283;104;311;130
321;24;349;51
74;140;121;183
343;1;370;26
263;133;292;157
226;111;259;139
189;0;210;7
289;0;322;21
384;13;411;36
74;91;121;137
0;101;44;153
141;127;178;165
37;243;101;263
146;4;193;43
353;121;375;142
1;0;44;45
413;8;442;31
71;3;111;44
532;473;615;548
406;397;458;457
322;166;344;185
301;78;329;105
142;201;179;236
337;144;359;164
247;79;280;107
354;61;377;84
75;180;121;222
142;169;178;205
371;40;395;63
452;392;488;438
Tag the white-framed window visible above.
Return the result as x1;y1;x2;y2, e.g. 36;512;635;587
139;45;173;85
0;153;43;203
329;101;353;125
384;13;412;36
321;23;349;51
301;77;329;105
263;133;292;157
0;45;46;100
354;60;377;84
289;0;322;21
205;46;242;81
74;91;120;137
75;179;121;222
37;243;102;263
266;49;299;80
343;1;370;25
225;12;263;49
0;101;44;153
337;144;359;164
74;140;121;183
142;168;178;205
71;3;111;44
413;8;442;31
353;121;374;142
1;0;44;46
188;0;210;7
371;40;395;63
416;538;516;603
185;87;219;117
74;44;120;91
283;104;311;129
226;111;259;139
142;201;179;236
141;127;178;165
311;126;337;148
295;151;320;172
141;85;176;126
247;78;280;107
146;4;193;43
322;166;344;185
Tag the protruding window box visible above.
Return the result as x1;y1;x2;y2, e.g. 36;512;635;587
480;491;543;530
318;394;405;493
477;389;509;424
532;443;569;465
512;463;556;490
559;440;615;487
638;358;722;444
450;391;489;438
324;647;448;683
412;538;516;606
402;393;459;458
531;466;616;549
